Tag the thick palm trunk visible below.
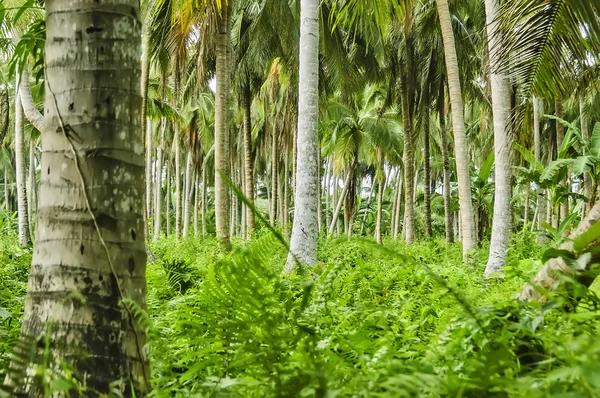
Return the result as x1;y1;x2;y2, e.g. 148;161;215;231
423;109;433;238
242;85;255;237
286;0;320;270
145;119;152;223
580;98;593;211
533;97;542;228
484;0;513;277
183;150;192;237
214;5;231;247
154;123;165;241
8;2;149;394
14;71;30;246
436;0;477;257
166;153;171;236
439;99;454;244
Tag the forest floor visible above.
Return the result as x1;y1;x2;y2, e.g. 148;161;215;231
1;227;599;396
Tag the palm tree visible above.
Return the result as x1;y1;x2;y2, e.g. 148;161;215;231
435;0;477;258
483;0;514;277
286;0;320;271
14;71;30;246
8;0;149;394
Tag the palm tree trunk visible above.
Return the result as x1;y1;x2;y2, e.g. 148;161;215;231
317;151;322;233
580;98;593;211
242;84;255;237
202;165;207;237
484;0;513;277
270;124;278;226
436;0;477;257
194;171;199;238
361;177;376;236
375;174;385;244
325;160;332;229
424;109;433;238
533;96;543;228
393;169;403;239
400;81;415;243
27;140;35;238
556;99;568;222
19;66;44;133
183;150;192;237
14;70;30;246
154;122;165;241
4;169;9;211
145;119;152;224
166;153;171;237
175;129;181;238
328;169;352;235
9;2;149;393
439;97;454;244
214;4;231;247
286;0;320;271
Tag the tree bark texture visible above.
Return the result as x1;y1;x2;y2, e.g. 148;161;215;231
286;0;320;270
436;0;477;257
214;4;231;247
439;100;454;244
242;84;255;238
484;0;513;277
15;70;31;247
8;1;149;394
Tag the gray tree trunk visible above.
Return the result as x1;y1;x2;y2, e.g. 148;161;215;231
4;169;9;211
27;140;35;238
533;97;542;229
166;151;171;236
285;0;320;271
145;119;152;224
194;171;199;237
328;170;352;236
393;169;403;239
8;1;149;394
175;129;181;238
270;126;279;226
580;98;593;212
375;174;385;244
439;98;454;244
484;0;514;277
154;122;165;241
556;99;569;222
19;65;44;133
14;70;30;246
202;165;207;237
424;111;432;238
214;4;231;247
436;0;477;257
183;150;192;237
242;85;255;237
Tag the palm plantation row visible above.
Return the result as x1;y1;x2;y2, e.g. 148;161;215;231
0;0;600;395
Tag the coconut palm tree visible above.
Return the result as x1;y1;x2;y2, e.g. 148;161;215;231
7;1;149;394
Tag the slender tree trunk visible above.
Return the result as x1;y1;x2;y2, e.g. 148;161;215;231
283;155;290;232
270;126;278;226
439;99;454;244
361;177;376;236
325;161;332;230
523;185;530;226
484;0;513;277
154;122;165;241
393;170;403;239
328;170;352;235
14;71;30;246
8;2;149;393
166;153;171;237
27;141;35;239
400;82;415;243
285;0;320;271
4;169;9;211
581;98;593;211
424;109;433;238
145;119;152;224
183;150;192;237
375;173;385;244
242;84;255;238
317;151;322;233
436;0;477;257
533;96;543;229
175;129;181;238
19;66;44;133
214;3;231;247
202;165;207;237
230;155;238;238
194;171;199;238
556;99;568;222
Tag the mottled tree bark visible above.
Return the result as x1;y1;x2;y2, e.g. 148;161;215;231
270;125;279;227
174;128;181;238
484;0;513;277
14;70;30;246
375;171;385;244
145;119;152;225
439;99;454;244
436;0;477;257
27;141;35;238
242;84;255;237
214;4;231;247
154;122;165;241
580;98;593;212
424;108;433;238
533;97;542;229
183;150;192;237
8;1;149;394
556;99;568;222
400;83;415;243
19;66;44;133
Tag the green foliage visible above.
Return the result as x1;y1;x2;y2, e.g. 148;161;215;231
2;230;600;396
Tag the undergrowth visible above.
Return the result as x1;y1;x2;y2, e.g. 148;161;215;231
1;225;600;396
